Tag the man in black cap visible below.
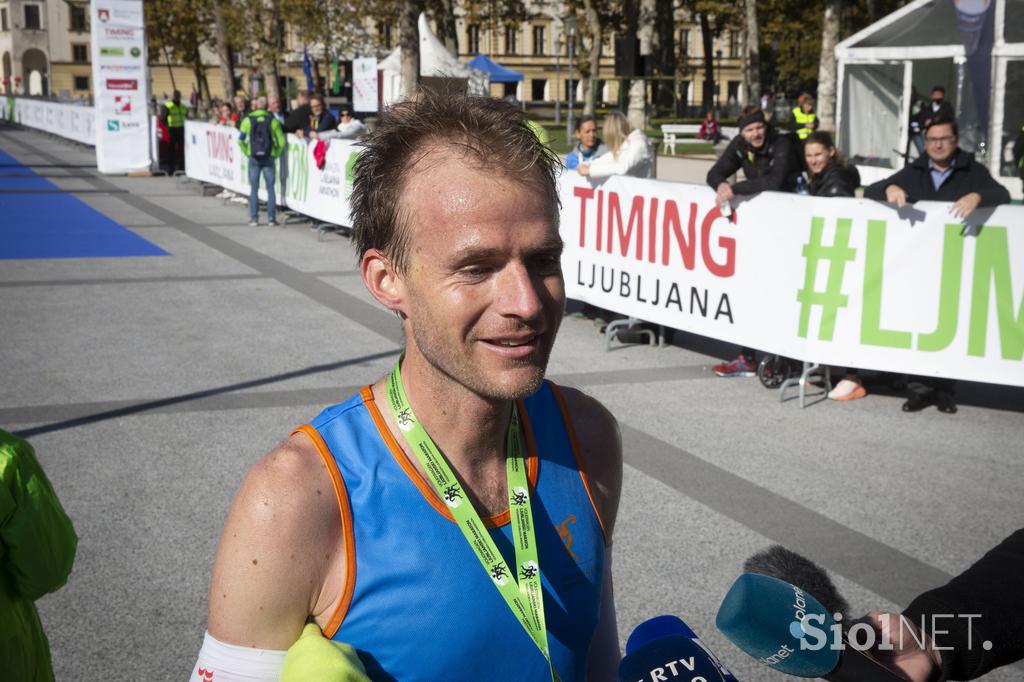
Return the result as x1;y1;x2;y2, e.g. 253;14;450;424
705;104;802;378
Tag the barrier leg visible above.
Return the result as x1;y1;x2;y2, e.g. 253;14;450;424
606;318;657;351
778;362;832;408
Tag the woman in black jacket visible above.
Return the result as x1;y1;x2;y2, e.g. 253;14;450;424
803;131;860;197
803;131;867;400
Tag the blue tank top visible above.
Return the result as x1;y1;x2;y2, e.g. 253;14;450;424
298;381;607;682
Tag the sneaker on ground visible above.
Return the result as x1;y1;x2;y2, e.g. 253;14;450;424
247;219;259;226
712;354;756;377
828;378;867;401
268;219;279;227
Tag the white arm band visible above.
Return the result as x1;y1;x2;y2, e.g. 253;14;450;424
190;631;287;681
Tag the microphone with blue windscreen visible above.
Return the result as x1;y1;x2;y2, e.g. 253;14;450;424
626;615;739;682
716;572;904;681
618;630;726;682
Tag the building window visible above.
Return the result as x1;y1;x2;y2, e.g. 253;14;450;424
532;25;546;55
531;78;546;101
24;4;42;30
467;25;480;55
379;22;392;50
1;8;8;32
728;80;740;103
729;31;739;58
72;44;88;63
70;5;87;32
679;30;689;58
74;75;89;91
505;25;518;55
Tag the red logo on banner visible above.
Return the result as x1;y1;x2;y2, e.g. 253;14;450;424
197;668;214;681
106;79;138;91
114;95;132;112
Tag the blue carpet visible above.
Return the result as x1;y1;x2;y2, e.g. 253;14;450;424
0;144;168;260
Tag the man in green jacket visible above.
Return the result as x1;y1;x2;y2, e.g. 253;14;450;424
0;429;77;681
238;95;287;226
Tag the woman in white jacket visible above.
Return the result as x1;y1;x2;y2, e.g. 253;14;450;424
578;112;654;179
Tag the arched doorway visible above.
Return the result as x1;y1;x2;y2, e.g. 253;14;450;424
1;52;11;94
22;48;48;96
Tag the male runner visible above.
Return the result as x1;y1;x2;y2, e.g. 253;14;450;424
192;92;623;681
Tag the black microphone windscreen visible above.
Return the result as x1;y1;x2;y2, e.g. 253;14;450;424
743;545;851;620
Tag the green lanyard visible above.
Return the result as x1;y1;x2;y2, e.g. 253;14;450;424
385;359;557;681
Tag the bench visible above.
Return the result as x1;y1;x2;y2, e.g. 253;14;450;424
660;124;738;154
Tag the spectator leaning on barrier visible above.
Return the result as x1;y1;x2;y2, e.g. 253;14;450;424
300;95;337;140
577;111;653;179
706;105;802;378
568;115;608;165
166;89;188;174
216;102;238;128
238;96;286;227
865;115;1010;413
1;429;78;682
802;131;867;402
284;90;312;134
319;108;367;141
233;94;250;118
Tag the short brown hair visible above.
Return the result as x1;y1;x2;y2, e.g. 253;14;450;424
351;90;561;273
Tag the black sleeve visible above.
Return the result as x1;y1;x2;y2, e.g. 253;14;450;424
1013;131;1024;168
967;162;1012;206
732;134;797;194
318;113;338;133
706;137;744;189
283;111;303;133
864;167;915;201
902;528;1024;681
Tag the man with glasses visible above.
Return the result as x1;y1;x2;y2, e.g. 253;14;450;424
298;94;337;140
865;116;1010;414
865;116;1009;220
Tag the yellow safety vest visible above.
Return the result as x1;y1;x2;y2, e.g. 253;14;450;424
166;102;188;128
792;107;816;140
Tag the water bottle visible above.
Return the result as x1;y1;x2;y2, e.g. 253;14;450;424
796;174;810;195
565;151;580;170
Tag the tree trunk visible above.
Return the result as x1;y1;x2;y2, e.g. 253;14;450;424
745;0;761;107
655;0;674;115
627;0;655;132
699;12;715;114
581;0;602;116
262;60;281;100
212;0;236;100
816;0;840;131
399;0;422;98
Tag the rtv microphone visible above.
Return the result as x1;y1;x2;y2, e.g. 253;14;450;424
626;616;739;682
716;573;904;681
618;617;728;682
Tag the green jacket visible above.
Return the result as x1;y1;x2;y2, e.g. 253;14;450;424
238;109;286;159
0;430;78;682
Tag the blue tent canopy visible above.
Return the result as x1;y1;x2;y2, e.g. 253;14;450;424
466;54;524;83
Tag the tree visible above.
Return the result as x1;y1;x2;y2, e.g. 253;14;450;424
290;0;376;96
144;0;214;105
816;0;841;130
211;0;238;101
398;0;423;97
744;0;760;107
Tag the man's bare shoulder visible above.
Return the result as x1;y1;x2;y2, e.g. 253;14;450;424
552;384;623;540
207;434;342;649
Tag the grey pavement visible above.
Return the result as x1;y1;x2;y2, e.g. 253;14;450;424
1;124;1022;681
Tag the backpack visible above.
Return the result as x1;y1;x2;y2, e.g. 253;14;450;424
248;113;272;159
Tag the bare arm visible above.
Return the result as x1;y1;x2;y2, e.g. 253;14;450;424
557;386;624;680
206;437;343;649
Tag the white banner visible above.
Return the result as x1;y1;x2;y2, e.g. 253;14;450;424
184;120;357;226
1;96;96;145
90;0;150;173
560;173;1024;387
353;58;379;113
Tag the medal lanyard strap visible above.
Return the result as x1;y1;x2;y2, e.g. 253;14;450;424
385;359;556;681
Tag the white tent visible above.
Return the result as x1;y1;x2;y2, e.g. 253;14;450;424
835;0;1023;197
378;13;489;106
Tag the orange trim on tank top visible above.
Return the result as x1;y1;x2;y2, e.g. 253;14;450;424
360;385;539;529
548;382;607;542
291;424;356;639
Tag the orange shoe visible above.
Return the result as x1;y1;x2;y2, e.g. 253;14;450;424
829;378;867;401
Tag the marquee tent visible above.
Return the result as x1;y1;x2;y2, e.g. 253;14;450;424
466;55;524;82
835;0;1023;197
379;13;489;106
